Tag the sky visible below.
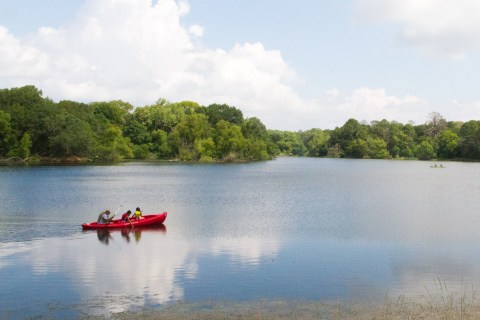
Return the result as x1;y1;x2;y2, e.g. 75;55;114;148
1;0;480;131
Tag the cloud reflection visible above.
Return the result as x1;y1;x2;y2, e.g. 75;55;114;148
0;228;281;315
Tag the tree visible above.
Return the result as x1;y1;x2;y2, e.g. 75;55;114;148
203;103;244;126
195;138;216;161
330;119;368;152
94;124;133;161
151;129;171;158
47;112;96;157
268;130;306;156
16;132;32;159
214;120;246;161
301;128;330;157
425;112;447;138
91;100;133;126
437;129;459;159
388;123;415;158
458;120;480;159
244;139;269;160
0;110;15;156
415;141;436;160
242;117;267;140
170;113;212;160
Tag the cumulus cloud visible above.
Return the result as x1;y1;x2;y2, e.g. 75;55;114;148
302;88;429;129
0;0;473;130
355;0;480;60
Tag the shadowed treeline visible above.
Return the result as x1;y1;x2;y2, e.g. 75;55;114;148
0;86;478;162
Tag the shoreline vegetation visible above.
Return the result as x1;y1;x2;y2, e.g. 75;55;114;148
78;280;480;319
1;85;480;164
82;290;480;320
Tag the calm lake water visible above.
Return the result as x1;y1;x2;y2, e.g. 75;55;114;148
2;157;480;318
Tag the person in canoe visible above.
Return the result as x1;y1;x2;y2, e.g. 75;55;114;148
97;210;114;224
121;210;133;223
133;207;143;220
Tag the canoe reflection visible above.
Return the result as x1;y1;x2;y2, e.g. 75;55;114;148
89;224;166;245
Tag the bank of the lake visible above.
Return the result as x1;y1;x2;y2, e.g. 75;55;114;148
83;297;480;320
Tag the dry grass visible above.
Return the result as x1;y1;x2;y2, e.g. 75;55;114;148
83;280;480;320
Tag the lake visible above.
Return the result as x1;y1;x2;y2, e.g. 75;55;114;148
2;157;480;318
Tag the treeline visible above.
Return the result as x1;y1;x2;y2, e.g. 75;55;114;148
0;85;479;162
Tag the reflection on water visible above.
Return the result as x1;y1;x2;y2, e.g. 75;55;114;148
93;225;167;245
2;158;480;318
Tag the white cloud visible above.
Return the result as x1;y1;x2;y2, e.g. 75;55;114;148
355;0;480;60
301;88;429;129
0;0;477;130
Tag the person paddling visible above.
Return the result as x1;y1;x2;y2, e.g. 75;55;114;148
121;209;134;227
133;207;143;220
121;210;132;222
97;210;114;224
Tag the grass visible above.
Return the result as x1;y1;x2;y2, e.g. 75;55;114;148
82;280;480;320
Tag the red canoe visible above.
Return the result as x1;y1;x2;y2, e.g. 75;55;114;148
82;212;167;230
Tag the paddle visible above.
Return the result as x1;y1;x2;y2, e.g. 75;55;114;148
128;216;134;228
109;205;122;224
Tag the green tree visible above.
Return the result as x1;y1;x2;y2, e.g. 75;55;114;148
203;103;244;126
388;123;415;158
414;141;436;160
214;120;246;161
242;117;267;140
195;138;216;161
301;128;330;157
0;110;15;156
47;112;96;157
94;124;133;161
91;100;133;126
244;139;269;160
330;119;368;154
268;130;306;156
170;113;212;160
16;132;32;159
437;129;459;159
0;86;56;155
151;129;171;158
458;120;480;159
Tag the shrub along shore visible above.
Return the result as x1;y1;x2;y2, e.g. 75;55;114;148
1;85;479;163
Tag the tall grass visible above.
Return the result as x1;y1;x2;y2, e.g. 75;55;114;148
90;280;480;320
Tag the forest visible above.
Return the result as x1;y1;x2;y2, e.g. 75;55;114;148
0;85;479;162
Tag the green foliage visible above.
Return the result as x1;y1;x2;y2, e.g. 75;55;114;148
415;141;436;160
0;110;15;156
46;112;96;157
301;128;330;157
170;113;212;160
94;124;133;161
195;138;216;162
203;103;244;126
91;100;133;126
214;120;246;160
268;130;306;156
3;85;480;163
16;132;32;159
458;120;480;159
437;129;459;158
242;117;267;140
132;144;151;159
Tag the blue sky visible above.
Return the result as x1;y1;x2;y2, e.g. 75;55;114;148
1;0;479;130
